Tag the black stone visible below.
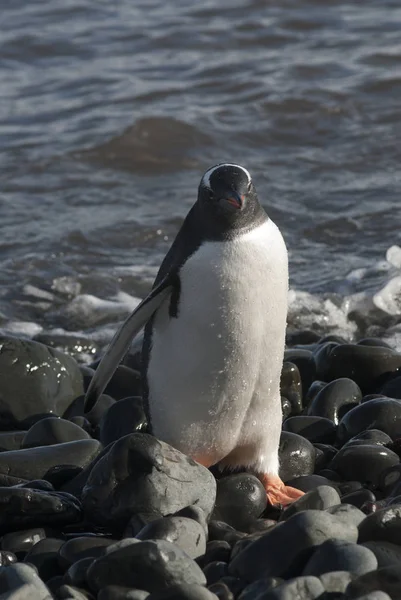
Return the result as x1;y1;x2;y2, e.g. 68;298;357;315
148;584;218;599
379;464;401;496
283;475;337;494
330;444;399;487
279;486;341;521
307;378;362;425
211;473;266;531
283;349;316;396
326;503;366;528
99;396;147;446
362;540;401;568
314;343;401;393
341;489;377;508
1;527;47;555
85;394;116;429
104;365;142;401
358;338;392;348
345;565;401;598
278;432;316;482
282;416;336;444
247;576;325;599
197;541;231;568
281;397;292;421
203;561;228;585
34;332;100;364
229;510;358;581
303;381;326;410
58;536;117;569
337;398;401;445
208;521;246;546
0;431;25;451
380;375;401;400
302;539;377;576
64;556;94;588
0;550;17;566
286;330;321;346
358;504;401;545
238;577;283;600
313;444;337;471
22;416;90;448
136;516;207;559
82;434;216;530
0;487;81;534
24;537;64;582
98;587;150;600
87;539;206;593
0;439;101;481
280;362;302;415
57;584;94;599
343;429;393;448
208;582;233;600
0;336;84;428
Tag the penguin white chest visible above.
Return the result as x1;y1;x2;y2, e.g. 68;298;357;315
147;218;288;469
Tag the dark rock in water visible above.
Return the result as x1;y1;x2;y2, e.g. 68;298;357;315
314;343;401;393
0;562;52;597
283;349;316;396
229;510;358;581
318;335;347;345
283;475;337;494
326;503;366;528
0;487;81;534
0;431;25;451
82;433;216;530
87;538;206;593
211;473;266;531
136;516;206;559
341;489;377;508
319;571;353;595
197;541;231;568
380;374;401;399
148;583;218;599
1;527;47;555
280;362;302;415
58;536;117;569
247;576;325;599
24;537;64;581
85;394;116;428
337;398;401;444
362;540;401;569
21;417;90;448
282;416;336;444
64;556;95;588
104;365;142;401
278;432;316;482
330;444;399;486
98;587;150;600
99;396;147;446
358;505;401;544
302;539;377;577
279;486;341;521
307;378;362;425
343;429;393;448
345;565;401;598
0;439;101;484
303;381;326;410
0;550;17;566
0;335;84;428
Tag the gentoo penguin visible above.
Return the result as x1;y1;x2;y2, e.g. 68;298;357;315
85;163;303;506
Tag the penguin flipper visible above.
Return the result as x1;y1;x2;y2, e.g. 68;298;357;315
84;279;173;413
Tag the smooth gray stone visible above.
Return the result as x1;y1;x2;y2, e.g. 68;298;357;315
349;594;391;600
87;539;206;593
136;516;206;559
251;576;325;600
279;486;341;521
320;571;353;594
98;588;150;600
238;578;283;599
326;503;366;528
303;539;377;576
361;540;401;568
0;563;52;599
147;583;219;599
358;504;401;544
58;536;117;569
0;439;101;480
0;431;26;452
56;585;92;599
22;417;90;448
345;565;401;598
229;510;358;581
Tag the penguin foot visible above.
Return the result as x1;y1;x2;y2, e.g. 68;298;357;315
260;474;304;507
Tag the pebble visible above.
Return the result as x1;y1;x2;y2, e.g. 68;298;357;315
280;362;303;415
319;570;353;594
358;505;401;545
279;486;341;521
24;537;64;581
307;377;362;424
345;565;401;598
302;539;378;576
21;416;90;448
58;536;117;569
278;432;316;482
0;430;26;451
0;562;52;598
283;349;316;395
147;583;218;599
337;398;401;444
325;503;367;528
211;473;267;531
282;416;336;444
136;516;207;559
251;576;325;599
330;444;400;487
104;365;142;402
361;540;401;568
99;396;147;446
380;374;401;399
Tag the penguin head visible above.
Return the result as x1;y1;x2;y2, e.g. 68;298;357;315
197;164;264;235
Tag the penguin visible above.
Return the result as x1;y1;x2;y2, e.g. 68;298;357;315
85;163;303;506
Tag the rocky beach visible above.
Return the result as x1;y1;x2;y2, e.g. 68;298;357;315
0;332;401;598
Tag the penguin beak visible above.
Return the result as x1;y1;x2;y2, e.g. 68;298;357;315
220;191;245;211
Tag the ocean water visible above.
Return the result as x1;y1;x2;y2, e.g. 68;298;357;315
1;0;401;356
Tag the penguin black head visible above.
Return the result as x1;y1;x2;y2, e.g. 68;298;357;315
196;163;266;238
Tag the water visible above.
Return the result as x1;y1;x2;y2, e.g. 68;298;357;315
1;0;401;354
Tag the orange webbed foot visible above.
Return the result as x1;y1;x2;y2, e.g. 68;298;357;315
260;473;304;507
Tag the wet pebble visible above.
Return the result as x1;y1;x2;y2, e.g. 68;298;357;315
0;527;47;556
58;536;117;569
358;505;401;545
278;432;316;482
307;377;362;424
283;349;316;395
21;416;90;448
279;486;341;521
24;537;64;581
302;539;377;576
136;516;207;559
211;473;266;531
99;396;147;446
345;565;401;598
282;416;336;444
337;398;401;444
280;362;303;415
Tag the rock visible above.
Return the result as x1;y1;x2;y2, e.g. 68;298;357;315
279;486;341;521
0;487;81;534
307;378;362;425
280;363;302;415
87;539;206;593
98;587;150;600
379;464;401;496
82;433;216;530
211;473;266;531
0;562;52;598
85;394;116;428
0;439;101;481
24;537;64;581
197;541;231;568
302;539;377;576
303;381;326;410
1;527;47;555
0;550;17;566
104;365;142;401
136;516;206;559
56;584;93;599
326;503;366;528
357;338;392;348
0;431;25;451
283;475;334;494
345;565;401;598
362;540;401;568
64;557;94;588
282;416;336;444
34;332;99;364
58;536;117;569
229;509;358;581
341;489;376;509
380;374;401;399
278;432;315;482
208;582;233;600
319;570;352;594
313;444;337;471
99;397;147;446
337;397;401;445
21;417;90;448
250;576;325;599
281;397;292;420
148;584;218;599
203;561;228;585
314;343;401;393
0;336;84;428
283;349;316;395
238;578;283;600
358;505;401;544
330;444;400;486
344;429;393;448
